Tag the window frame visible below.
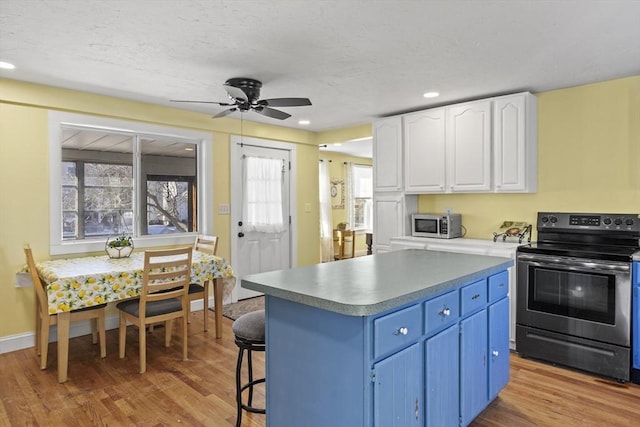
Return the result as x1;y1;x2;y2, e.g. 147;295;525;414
49;111;214;256
349;163;373;232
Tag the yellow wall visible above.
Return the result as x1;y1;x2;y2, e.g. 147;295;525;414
319;152;373;253
0;78;334;339
419;75;640;239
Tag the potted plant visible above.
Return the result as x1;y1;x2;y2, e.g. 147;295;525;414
105;233;134;259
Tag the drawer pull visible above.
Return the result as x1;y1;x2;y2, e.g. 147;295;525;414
438;307;451;317
394;327;409;336
492;350;499;357
471;294;481;300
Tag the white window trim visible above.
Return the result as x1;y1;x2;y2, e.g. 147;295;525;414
48;111;214;256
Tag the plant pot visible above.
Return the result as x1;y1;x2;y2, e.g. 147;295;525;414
106;245;133;259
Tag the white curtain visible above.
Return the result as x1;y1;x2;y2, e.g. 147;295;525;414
344;161;354;230
243;156;286;233
319;160;334;262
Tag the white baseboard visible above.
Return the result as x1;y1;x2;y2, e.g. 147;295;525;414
0;297;221;355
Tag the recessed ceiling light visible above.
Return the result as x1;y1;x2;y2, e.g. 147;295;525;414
333;143;342;147
0;61;16;70
298;120;310;125
423;91;440;98
184;147;194;151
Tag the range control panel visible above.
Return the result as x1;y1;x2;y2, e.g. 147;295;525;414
537;212;640;232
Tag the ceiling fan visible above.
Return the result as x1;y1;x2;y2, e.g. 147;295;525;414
171;77;312;120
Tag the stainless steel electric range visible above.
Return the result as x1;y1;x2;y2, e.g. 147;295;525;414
516;212;640;382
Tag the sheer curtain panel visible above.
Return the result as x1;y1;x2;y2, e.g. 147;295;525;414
319;160;334;262
243;156;286;233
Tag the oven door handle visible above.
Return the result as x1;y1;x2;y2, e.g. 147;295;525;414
517;254;630;272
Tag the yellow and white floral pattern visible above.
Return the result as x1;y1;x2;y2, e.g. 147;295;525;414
36;250;235;314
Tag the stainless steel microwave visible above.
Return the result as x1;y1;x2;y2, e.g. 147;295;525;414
411;214;462;239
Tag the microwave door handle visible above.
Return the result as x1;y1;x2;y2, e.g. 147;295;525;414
520;256;630;273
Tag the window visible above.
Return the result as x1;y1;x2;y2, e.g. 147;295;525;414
49;112;213;255
349;164;373;231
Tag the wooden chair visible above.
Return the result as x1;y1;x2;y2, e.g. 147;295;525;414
190;234;218;331
117;247;192;374
24;244;106;380
334;229;356;260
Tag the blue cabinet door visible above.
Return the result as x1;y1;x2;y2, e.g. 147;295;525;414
374;342;423;427
633;284;639;369
460;309;488;426
425;324;459;427
489;297;510;399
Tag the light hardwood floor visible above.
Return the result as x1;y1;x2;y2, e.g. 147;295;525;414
1;309;638;426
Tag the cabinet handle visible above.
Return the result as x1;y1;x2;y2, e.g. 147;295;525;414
394;327;409;336
438;307;451;317
415;398;419;420
471;293;481;300
492;350;499;357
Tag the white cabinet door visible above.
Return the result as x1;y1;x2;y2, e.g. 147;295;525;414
373;194;416;253
493;92;537;193
446;100;492;192
373;117;403;192
403;108;446;193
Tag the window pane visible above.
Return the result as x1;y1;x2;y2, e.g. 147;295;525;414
353;165;372;197
141;137;196;235
83;163;133;237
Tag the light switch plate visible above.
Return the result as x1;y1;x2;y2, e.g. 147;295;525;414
218;204;230;215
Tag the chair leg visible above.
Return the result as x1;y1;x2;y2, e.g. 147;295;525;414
165;320;173;347
119;313;127;359
247;349;254;406
235;346;245;427
203;281;209;332
40;318;50;370
182;315;188;361
97;311;106;358
35;302;41;356
139;323;147;374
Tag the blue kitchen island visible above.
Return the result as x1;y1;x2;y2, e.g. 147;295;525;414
242;249;513;427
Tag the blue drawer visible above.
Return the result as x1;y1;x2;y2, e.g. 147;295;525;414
374;304;423;358
424;290;459;336
488;271;509;302
460;279;487;316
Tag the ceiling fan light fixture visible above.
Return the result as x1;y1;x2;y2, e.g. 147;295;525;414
423;91;440;98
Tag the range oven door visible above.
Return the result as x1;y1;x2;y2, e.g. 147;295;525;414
516;253;631;347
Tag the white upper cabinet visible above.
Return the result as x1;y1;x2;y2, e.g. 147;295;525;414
403;108;446;193
493;92;538;193
446;100;493;192
373;116;403;192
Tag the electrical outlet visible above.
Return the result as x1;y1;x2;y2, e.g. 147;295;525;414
218;204;230;215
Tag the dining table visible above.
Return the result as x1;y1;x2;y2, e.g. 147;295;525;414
35;249;235;382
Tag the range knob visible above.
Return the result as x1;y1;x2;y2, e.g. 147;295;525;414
541;216;549;223
549;216;558;224
626;218;634;226
603;217;612;225
614;218;623;226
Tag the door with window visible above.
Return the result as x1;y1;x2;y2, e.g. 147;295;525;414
231;137;293;300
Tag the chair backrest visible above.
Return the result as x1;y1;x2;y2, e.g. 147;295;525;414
24;244;49;316
334;229;356;259
141;247;193;311
194;234;218;255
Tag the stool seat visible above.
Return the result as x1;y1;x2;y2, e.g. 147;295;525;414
233;310;266;427
232;309;265;342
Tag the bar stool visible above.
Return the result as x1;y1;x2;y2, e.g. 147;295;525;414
232;309;266;427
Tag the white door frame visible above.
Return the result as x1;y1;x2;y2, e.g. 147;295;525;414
229;135;297;302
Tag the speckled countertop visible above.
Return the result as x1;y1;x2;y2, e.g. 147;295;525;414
241;249;513;316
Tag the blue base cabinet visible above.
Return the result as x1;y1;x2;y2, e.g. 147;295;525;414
264;270;510;427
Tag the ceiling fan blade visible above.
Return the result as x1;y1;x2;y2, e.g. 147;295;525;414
254;106;291;120
261;98;312;107
223;84;249;103
170;100;233;106
212;108;237;119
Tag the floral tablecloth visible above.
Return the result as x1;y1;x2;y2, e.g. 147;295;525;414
36;250;235;314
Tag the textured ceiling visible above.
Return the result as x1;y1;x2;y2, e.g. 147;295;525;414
1;0;639;133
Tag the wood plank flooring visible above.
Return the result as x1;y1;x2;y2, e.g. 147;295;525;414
1;309;638;426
